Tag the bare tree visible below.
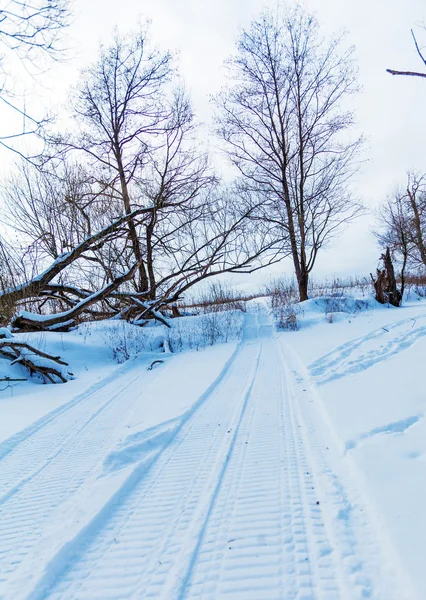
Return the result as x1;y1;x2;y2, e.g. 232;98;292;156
405;173;426;267
375;173;426;298
52;29;173;293
387;28;426;79
375;188;412;298
216;4;362;301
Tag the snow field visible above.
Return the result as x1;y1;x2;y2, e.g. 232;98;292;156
0;301;423;598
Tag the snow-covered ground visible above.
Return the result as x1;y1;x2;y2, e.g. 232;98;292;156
289;295;426;599
0;297;425;598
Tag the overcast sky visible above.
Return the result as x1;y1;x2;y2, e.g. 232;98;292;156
2;0;426;289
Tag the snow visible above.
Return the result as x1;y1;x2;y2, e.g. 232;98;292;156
0;297;426;598
0;317;240;440
284;294;426;599
0;327;13;339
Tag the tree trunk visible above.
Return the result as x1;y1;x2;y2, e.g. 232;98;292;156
115;148;149;293
383;247;402;306
296;270;309;302
145;210;157;301
400;246;408;299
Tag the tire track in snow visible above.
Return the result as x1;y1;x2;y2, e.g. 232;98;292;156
149;347;261;600
181;339;300;599
278;348;343;600
28;342;261;600
282;342;413;599
0;338;247;599
310;313;426;384
0;357;161;505
0;355;152;463
38;323;344;600
182;339;342;600
0;364;164;594
180;400;257;599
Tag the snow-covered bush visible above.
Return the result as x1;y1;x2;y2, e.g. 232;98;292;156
166;311;243;352
99;320;164;363
97;310;244;363
265;278;302;330
265;275;377;329
265;274;378;330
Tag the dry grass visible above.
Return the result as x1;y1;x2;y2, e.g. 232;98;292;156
177;282;262;315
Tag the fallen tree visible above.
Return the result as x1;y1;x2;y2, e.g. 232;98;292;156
12;261;142;331
0;328;73;383
0;207;151;314
5;195;280;332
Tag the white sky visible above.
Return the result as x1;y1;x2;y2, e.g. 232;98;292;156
2;0;426;290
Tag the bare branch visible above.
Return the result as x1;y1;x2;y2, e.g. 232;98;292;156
386;68;426;78
386;28;426;79
411;28;426;67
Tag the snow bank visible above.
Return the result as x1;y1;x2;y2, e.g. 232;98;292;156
0;310;244;444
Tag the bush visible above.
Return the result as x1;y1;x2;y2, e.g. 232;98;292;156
308;276;371;298
100;320;163;363
166;310;243;352
265;278;302;331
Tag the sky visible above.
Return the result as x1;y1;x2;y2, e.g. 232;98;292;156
1;0;426;289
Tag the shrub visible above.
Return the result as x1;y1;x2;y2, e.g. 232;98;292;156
100;320;163;363
265;278;302;331
167;310;243;351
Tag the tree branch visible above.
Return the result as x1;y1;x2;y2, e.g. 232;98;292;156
386;68;426;78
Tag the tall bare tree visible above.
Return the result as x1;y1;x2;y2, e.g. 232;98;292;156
216;4;362;301
53;29;173;293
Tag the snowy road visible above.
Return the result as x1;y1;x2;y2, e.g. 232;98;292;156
0;311;412;599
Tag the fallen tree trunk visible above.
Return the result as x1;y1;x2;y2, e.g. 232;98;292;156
12;262;142;332
0;339;73;383
0;207;150;314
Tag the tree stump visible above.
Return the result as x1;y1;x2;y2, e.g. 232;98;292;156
371;248;402;307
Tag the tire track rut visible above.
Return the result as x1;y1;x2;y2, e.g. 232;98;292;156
37;342;261;600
